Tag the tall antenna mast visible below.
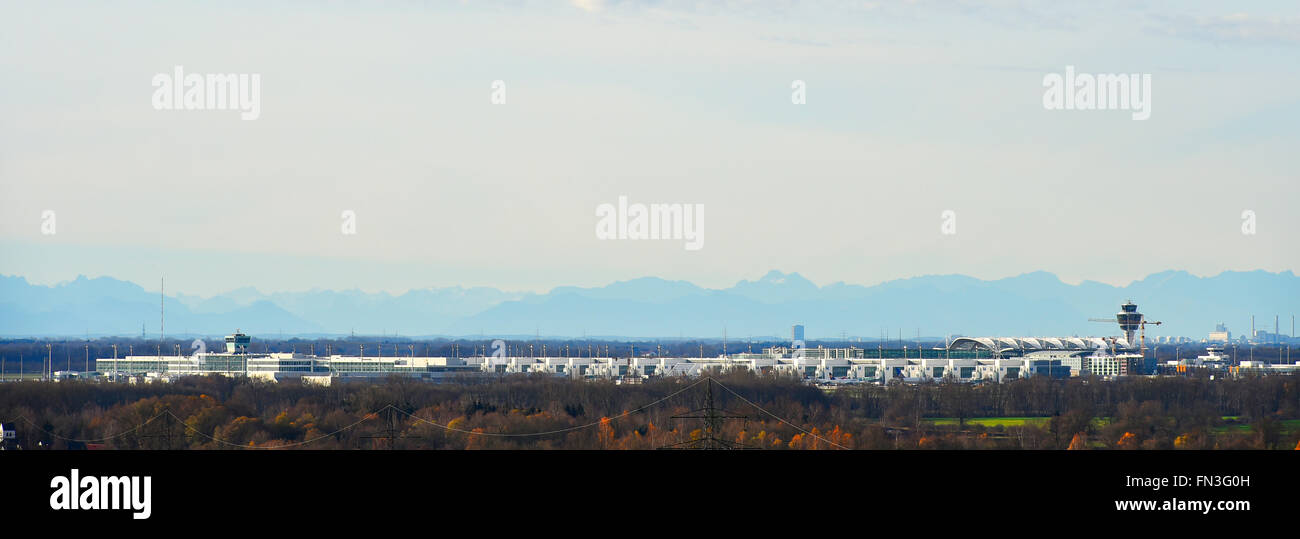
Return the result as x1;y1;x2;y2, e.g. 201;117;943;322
160;277;165;346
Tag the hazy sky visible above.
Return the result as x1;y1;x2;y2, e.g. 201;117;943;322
2;1;1297;296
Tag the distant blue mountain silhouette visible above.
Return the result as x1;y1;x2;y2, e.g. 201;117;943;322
1;270;1295;339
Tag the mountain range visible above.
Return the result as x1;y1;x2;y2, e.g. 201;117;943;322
1;270;1296;340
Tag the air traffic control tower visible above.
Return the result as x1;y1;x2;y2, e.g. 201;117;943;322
225;331;251;354
1116;301;1143;349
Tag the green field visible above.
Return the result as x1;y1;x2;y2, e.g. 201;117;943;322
924;417;1049;428
1213;418;1300;435
922;417;1110;428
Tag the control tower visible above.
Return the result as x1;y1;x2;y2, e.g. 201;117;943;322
225;331;251;354
1115;301;1143;348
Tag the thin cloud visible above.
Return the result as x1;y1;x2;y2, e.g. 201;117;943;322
571;0;605;13
1151;12;1300;46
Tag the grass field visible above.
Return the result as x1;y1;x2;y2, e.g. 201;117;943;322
923;417;1111;428
924;417;1049;427
1212;418;1300;434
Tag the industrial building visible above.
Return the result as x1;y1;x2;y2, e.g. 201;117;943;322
478;352;1042;383
94;331;479;385
97;352;479;385
85;304;1300;385
92;331;1059;385
80;341;1300;384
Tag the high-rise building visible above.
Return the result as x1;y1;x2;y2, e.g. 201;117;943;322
1208;323;1230;343
792;324;805;344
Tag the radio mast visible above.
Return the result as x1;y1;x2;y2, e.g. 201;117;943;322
160;277;165;346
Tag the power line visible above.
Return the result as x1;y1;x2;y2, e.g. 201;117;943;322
395;377;708;438
14;410;169;444
167;409;377;449
659;376;756;450
710;378;850;450
9;376;844;449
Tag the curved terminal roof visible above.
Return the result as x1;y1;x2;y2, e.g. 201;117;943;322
948;336;1129;353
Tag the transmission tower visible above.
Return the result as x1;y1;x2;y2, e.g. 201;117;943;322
140;412;181;450
360;405;424;450
659;377;756;450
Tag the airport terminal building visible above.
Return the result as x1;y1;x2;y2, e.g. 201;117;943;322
94;332;1069;385
90;324;1299;385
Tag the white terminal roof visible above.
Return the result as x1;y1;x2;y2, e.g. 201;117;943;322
948;336;1128;352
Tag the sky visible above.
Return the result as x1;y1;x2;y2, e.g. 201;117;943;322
1;0;1297;297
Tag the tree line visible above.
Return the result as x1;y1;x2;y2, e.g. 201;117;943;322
1;371;1296;450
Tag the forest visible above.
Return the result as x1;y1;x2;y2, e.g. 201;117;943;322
2;371;1298;450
